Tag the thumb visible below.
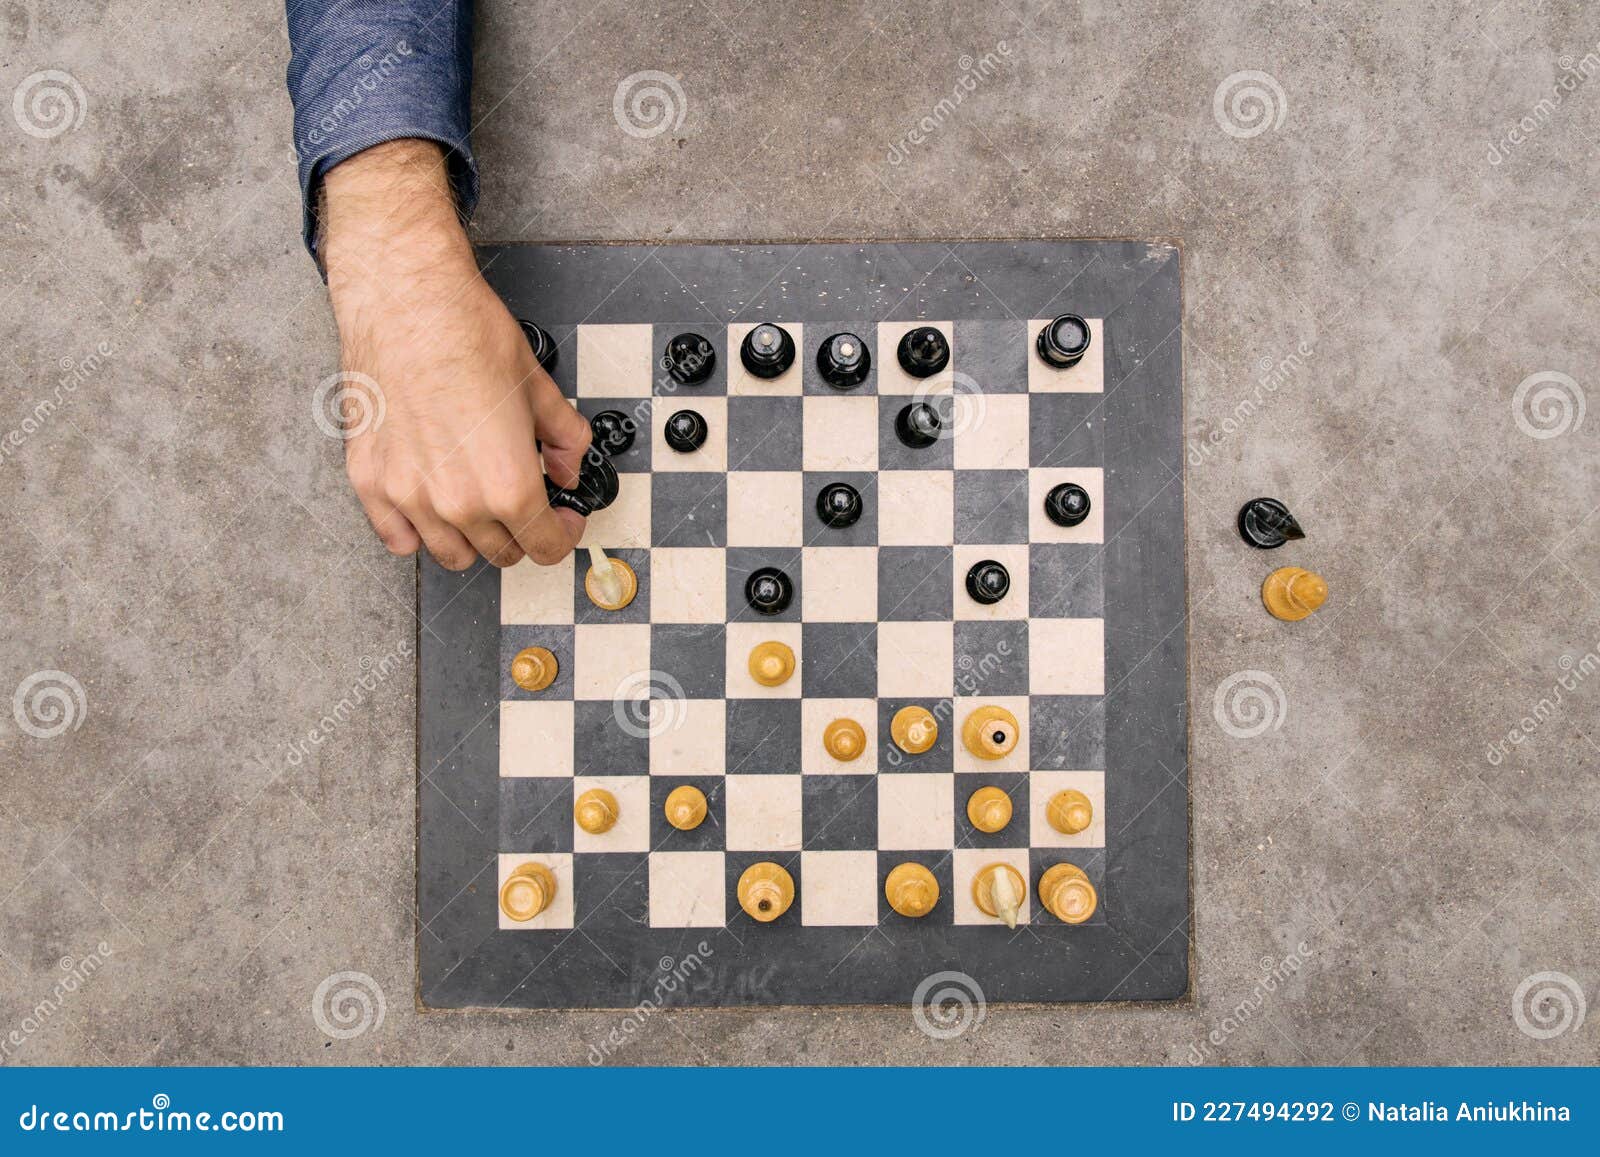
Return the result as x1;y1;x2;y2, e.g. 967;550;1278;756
530;375;592;490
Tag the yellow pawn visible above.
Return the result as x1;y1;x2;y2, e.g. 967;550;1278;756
1262;566;1327;622
1038;862;1098;924
748;641;795;687
972;862;1027;929
499;861;556;922
885;862;939;917
737;861;794;922
1046;789;1093;835
966;786;1013;833
962;705;1019;760
584;556;639;611
664;785;707;831
890;705;938;754
510;646;558;692
823;718;867;762
574;787;619;834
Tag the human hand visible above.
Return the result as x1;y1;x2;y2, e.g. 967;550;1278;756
320;139;590;569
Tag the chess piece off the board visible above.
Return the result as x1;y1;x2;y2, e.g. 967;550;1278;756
890;705;937;754
740;323;795;379
966;786;1013;834
1035;312;1092;369
885;862;939;918
1038;862;1097;924
1238;497;1305;549
962;705;1019;760
665;785;708;831
816;332;870;389
510;646;558;693
748;641;795;687
823;718;867;762
737;862;794;922
499;861;557;922
1046;789;1093;835
575;788;619;834
1262;566;1327;622
972;862;1027;929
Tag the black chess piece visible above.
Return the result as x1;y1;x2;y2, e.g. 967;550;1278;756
739;323;796;379
894;402;942;448
745;567;794;615
589;409;636;457
815;482;863;528
519;320;558;372
544;446;619;516
1045;482;1092;528
896;326;949;378
1035;313;1092;369
664;409;708;453
664;332;715;385
965;559;1010;605
816;332;871;389
1237;497;1305;549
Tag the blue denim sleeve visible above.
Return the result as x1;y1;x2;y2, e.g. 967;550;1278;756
285;1;477;261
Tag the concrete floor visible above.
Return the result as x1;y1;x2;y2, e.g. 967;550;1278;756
2;0;1597;1065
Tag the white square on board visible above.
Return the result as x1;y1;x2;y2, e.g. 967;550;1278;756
727;471;804;547
651;547;728;623
1027;618;1105;696
501;554;574;625
725;775;803;851
802;395;878;471
579;472;651;549
648;851;726;927
800;546;878;622
877;620;954;698
577;324;654;397
954;393;1030;470
573;623;651;701
877;470;954;546
800;850;878;925
500;701;574;777
877;773;954;849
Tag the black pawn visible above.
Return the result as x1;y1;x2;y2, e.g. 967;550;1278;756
519;320;558;372
589;409;636;457
664;409;708;453
897;326;950;378
894;402;942;448
745;567;794;616
966;560;1010;605
816;482;863;528
739;323;796;379
1036;313;1092;369
664;332;715;385
1045;482;1092;528
817;332;871;389
545;446;619;516
1238;497;1305;549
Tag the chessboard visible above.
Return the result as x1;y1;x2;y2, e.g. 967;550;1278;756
418;241;1188;1009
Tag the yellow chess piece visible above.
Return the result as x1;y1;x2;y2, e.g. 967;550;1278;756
1046;789;1093;835
574;788;619;834
1262;566;1327;622
885;862;939;917
748;641;795;687
584;556;638;611
966;786;1013;833
971;862;1027;929
962;705;1019;760
1038;862;1098;924
890;705;938;754
664;785;707;830
499;861;557;922
510;646;558;692
823;717;867;761
737;861;794;922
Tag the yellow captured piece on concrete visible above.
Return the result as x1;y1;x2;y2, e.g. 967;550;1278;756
1262;566;1327;622
574;788;619;834
1046;789;1093;835
510;646;558;693
664;785;707;831
499;861;557;922
885;862;939;917
737;861;794;922
972;862;1027;929
823;717;867;762
1038;862;1098;924
890;705;938;754
961;705;1019;760
748;640;795;687
966;786;1013;833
